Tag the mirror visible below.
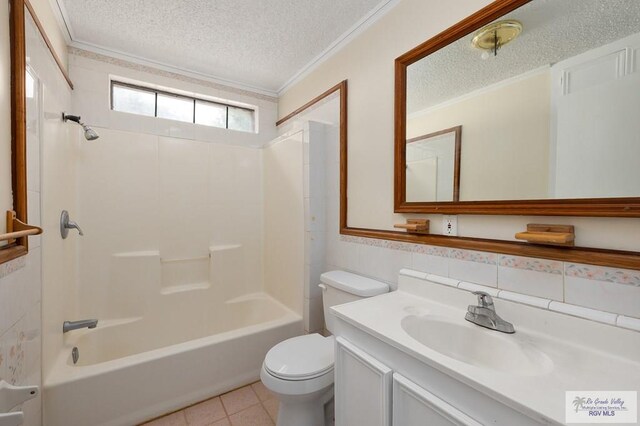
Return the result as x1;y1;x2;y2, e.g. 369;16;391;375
396;0;640;216
406;126;461;202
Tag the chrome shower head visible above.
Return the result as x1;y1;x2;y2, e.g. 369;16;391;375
83;125;100;141
62;112;100;141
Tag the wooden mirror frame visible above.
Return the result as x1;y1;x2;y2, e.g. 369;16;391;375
1;0;72;264
277;77;640;270
1;0;29;264
394;0;640;217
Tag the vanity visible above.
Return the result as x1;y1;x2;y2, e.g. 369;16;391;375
330;272;640;426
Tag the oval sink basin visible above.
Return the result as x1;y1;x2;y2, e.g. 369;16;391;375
401;314;553;376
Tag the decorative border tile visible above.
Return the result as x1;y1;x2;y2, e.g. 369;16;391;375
341;235;451;257
499;255;562;275
449;249;497;265
565;263;640;286
0;256;27;280
414;244;449;258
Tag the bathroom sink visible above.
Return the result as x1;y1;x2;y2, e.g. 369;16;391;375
400;315;553;375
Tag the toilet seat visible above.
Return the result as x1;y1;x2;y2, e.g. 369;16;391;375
264;334;334;381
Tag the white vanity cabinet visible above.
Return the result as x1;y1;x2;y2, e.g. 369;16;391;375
335;337;393;426
335;336;483;426
393;374;482;426
334;332;547;426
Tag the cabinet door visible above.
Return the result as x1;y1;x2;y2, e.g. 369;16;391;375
393;374;482;426
335;337;393;426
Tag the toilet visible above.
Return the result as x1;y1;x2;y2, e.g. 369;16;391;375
260;271;389;426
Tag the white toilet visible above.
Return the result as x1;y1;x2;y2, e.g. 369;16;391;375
260;271;389;426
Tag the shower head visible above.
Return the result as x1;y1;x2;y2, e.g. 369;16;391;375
62;113;100;141
82;125;100;141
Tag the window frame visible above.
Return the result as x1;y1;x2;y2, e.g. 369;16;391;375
110;80;256;132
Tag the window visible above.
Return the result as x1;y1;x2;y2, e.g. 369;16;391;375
110;81;256;132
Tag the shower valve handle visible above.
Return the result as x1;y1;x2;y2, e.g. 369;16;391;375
60;210;84;239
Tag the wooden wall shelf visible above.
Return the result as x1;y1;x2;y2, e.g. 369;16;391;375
394;219;429;234
515;224;574;247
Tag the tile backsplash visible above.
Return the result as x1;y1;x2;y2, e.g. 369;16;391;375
329;235;640;320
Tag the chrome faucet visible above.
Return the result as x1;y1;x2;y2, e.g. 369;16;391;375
465;291;514;334
63;319;98;333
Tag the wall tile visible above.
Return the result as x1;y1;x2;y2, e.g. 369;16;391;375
498;264;563;301
306;261;324;299
304;297;324;333
0;257;26;281
411;252;448;276
355;244;411;288
499;255;563;274
449;249;497;264
565;263;640;286
449;258;497;287
564;275;640;319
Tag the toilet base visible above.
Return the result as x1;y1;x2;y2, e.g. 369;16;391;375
276;388;333;426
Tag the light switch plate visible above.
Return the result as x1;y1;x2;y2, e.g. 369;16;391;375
443;215;458;236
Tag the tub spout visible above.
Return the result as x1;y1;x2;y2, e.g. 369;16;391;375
63;319;98;333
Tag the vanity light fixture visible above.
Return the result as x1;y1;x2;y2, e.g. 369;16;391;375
471;20;523;59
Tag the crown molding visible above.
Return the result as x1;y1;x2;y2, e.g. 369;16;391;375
54;0;401;99
276;0;401;96
68;40;279;99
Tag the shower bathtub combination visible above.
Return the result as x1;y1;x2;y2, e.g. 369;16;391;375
43;248;303;426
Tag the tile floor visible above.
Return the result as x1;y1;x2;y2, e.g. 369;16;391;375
141;381;278;426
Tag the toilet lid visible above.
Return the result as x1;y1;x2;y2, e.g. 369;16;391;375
264;334;334;380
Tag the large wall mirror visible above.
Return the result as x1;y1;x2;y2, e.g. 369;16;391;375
395;0;640;216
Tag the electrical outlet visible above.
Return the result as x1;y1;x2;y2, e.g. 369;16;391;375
443;215;458;236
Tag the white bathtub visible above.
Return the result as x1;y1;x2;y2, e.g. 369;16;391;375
44;293;302;426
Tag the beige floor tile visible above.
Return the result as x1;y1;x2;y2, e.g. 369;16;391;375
221;386;260;415
142;411;188;426
251;381;274;402
211;418;231;426
261;398;279;422
229;404;274;426
184;397;227;425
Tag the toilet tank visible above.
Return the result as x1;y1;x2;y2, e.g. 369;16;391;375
320;271;389;333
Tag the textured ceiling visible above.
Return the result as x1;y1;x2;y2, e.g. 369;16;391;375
59;0;387;93
407;0;640;114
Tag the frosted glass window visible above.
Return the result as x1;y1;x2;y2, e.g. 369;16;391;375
110;80;256;133
195;100;227;128
228;106;255;132
157;93;193;123
112;84;156;117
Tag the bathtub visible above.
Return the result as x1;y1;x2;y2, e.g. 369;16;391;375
43;293;302;426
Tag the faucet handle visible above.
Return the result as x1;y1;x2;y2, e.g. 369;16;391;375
472;291;495;309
